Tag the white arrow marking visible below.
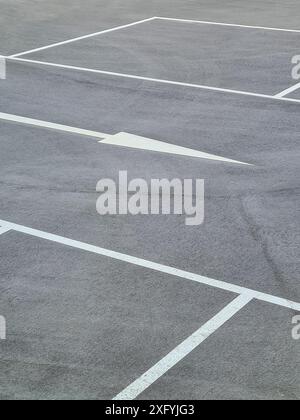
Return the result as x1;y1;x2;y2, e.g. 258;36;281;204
0;111;251;165
100;132;252;165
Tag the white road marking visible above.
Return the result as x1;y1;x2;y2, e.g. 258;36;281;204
9;57;300;105
275;82;300;98
156;16;300;33
0;112;250;164
0;226;10;235
0;112;109;139
8;15;300;60
0;56;6;79
100;132;251;165
9;17;156;58
113;294;253;400
0;219;299;312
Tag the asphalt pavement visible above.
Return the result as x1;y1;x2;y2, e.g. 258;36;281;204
0;0;299;400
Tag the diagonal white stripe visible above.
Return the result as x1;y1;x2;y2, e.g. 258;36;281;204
113;294;253;400
0;218;299;312
8;57;300;105
9;17;157;58
275;82;300;98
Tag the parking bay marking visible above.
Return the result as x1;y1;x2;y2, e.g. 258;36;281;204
114;294;253;400
1;221;299;398
9;15;300;59
0;219;299;312
9;17;157;58
275;82;300;98
7;57;300;105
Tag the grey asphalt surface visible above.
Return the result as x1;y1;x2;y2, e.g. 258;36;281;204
0;0;300;400
25;18;300;95
289;90;300;99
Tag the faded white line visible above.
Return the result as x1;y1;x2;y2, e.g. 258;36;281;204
100;132;251;165
0;112;109;139
0;219;299;312
8;57;300;105
156;16;300;33
113;294;253;400
9;17;156;58
275;82;300;98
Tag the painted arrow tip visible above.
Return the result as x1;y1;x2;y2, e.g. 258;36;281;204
100;132;252;166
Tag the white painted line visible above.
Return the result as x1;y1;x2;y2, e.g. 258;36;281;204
0;218;300;312
9;57;300;105
275;82;300;98
0;226;10;236
156;16;300;33
9;15;300;60
9;17;157;58
0;112;109;139
113;294;253;400
100;132;251;165
0;56;6;79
